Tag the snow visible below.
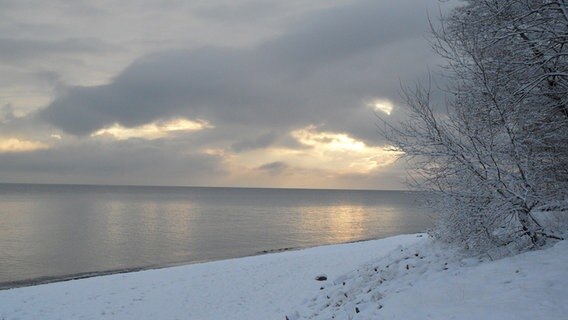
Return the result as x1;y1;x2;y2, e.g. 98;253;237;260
1;234;567;319
295;237;568;319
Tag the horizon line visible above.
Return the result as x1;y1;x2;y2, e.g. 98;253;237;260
0;181;411;192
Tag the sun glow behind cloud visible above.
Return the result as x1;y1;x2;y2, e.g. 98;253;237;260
0;0;447;190
92;118;213;140
292;125;367;152
224;126;401;185
0;138;49;153
368;99;394;115
290;126;400;173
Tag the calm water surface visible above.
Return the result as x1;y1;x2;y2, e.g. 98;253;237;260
0;184;434;288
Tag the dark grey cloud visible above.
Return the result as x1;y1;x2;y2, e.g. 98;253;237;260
195;1;285;23
258;0;426;73
0;0;104;15
231;132;277;152
0;139;225;186
256;161;289;175
1;104;16;123
0;37;111;62
37;0;440;147
0;108;54;141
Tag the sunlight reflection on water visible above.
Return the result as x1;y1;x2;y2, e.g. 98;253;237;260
0;184;434;286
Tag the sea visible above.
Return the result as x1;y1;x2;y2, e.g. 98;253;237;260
0;184;434;289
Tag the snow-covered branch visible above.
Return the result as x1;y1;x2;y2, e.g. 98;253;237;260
380;0;568;252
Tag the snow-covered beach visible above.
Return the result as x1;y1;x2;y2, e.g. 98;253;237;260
1;234;566;320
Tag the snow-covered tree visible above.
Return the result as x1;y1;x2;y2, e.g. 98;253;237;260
381;0;568;252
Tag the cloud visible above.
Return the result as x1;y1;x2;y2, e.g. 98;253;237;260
256;161;288;174
0;137;49;153
1;104;16;122
225;126;401;180
37;0;438;144
0;139;225;185
0;0;458;189
231;132;277;152
258;0;426;73
0;37;111;62
92;117;213;140
195;1;285;23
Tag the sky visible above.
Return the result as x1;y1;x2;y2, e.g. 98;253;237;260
0;0;453;190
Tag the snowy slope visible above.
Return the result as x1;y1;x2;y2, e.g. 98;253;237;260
0;235;422;320
293;238;568;319
1;234;566;320
379;241;568;320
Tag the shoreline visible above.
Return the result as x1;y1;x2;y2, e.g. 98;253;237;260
0;235;399;291
1;234;566;319
0;234;425;320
